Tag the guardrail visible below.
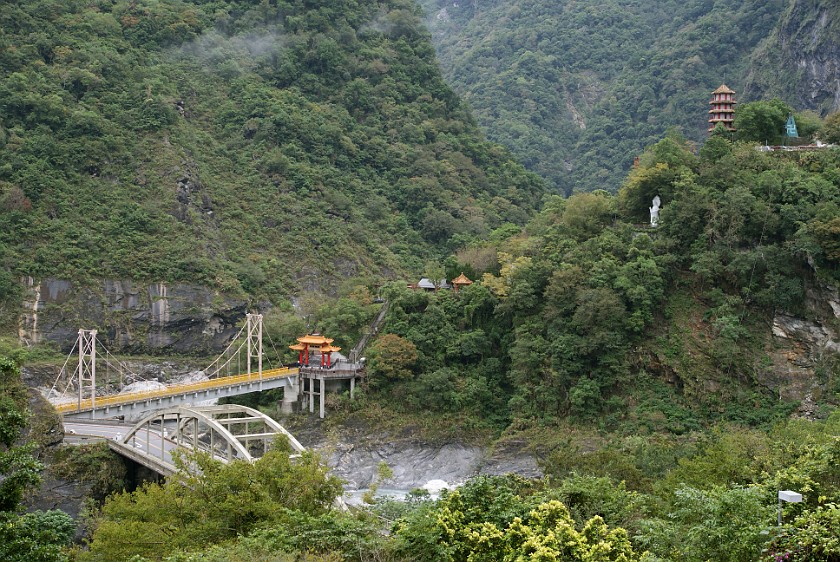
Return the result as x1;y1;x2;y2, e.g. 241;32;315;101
300;367;361;379
54;367;299;414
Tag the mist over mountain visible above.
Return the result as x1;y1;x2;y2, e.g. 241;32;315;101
0;0;543;310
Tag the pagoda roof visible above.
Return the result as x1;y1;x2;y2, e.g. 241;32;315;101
296;333;334;345
708;108;736;113
709;100;737;105
712;84;735;94
452;273;473;286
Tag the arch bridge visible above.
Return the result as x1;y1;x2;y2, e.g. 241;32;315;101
106;404;305;476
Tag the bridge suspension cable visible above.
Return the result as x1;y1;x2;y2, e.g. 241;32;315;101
48;313;271;410
47;330;139;409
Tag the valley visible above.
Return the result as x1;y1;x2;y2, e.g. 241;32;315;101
1;0;839;560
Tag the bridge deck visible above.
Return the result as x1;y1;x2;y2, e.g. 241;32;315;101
54;367;298;415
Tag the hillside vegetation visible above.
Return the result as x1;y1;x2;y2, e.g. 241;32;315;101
364;131;839;432
416;0;838;194
2;1;840;560
0;0;543;310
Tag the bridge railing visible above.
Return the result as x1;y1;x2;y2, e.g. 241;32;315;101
54;367;299;414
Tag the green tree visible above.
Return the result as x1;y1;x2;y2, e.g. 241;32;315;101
822;111;840;144
0;358;42;512
699;135;733;162
0;510;75;562
619;162;690;223
83;448;342;561
636;485;773;562
484;500;642;562
560;191;616;242
766;503;840;562
366;334;419;386
735;99;790;144
0;357;72;562
793;110;823;140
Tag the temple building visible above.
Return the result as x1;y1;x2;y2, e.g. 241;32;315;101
290;332;362;418
289;333;340;368
708;84;736;132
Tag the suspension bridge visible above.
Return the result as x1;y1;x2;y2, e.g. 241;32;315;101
46;307;382;474
46;314;304;421
47;313;314;474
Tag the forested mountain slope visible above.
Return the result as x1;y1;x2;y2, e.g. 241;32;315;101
370;132;840;430
0;0;543;309
417;0;839;194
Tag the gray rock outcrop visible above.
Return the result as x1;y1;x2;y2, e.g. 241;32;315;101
18;277;248;354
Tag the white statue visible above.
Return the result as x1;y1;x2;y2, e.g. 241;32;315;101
649;195;661;227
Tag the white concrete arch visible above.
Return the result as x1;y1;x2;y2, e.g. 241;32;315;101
117;404;304;474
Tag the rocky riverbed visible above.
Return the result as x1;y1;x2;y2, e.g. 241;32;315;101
286;417;542;494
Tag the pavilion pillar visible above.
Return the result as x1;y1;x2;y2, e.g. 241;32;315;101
350;376;355;400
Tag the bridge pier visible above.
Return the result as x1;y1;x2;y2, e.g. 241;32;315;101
319;375;325;418
299;368;362;419
281;378;299;414
307;377;314;414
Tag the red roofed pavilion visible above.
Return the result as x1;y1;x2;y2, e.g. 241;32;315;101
290;333;340;367
451;272;473;292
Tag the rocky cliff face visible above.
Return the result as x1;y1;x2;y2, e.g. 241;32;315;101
765;281;840;418
18;278;248;354
780;1;840;113
746;0;840;115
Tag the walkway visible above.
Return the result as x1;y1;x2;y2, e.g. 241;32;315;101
58;367;298;420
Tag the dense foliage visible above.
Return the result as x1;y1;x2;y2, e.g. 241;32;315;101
81;447;343;561
415;0;838;194
0;0;543;304
0;357;74;562
78;413;840;561
367;133;839;431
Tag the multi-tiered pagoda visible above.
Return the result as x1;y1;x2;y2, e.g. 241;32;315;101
708;84;736;132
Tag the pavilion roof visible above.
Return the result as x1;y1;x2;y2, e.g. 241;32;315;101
712;84;735;94
452;272;473;286
320;344;342;353
417;278;437;289
289;343;306;351
296;333;334;345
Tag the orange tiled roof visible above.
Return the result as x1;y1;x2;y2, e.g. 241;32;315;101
296;334;334;345
452;273;473;286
